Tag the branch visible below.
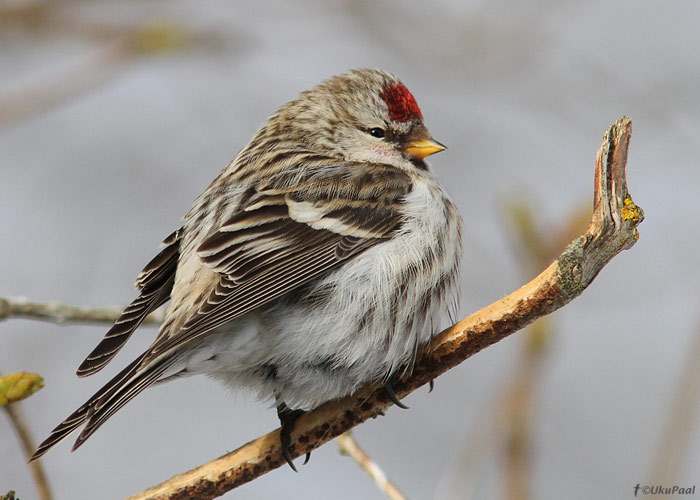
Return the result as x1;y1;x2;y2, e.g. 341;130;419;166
498;199;590;500
124;117;642;499
1;370;52;500
4;404;53;500
0;12;229;128
338;432;408;500
647;317;700;485
123;117;642;500
0;297;162;327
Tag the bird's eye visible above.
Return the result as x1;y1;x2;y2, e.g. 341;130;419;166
367;127;386;138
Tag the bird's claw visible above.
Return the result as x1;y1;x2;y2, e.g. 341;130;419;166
384;378;409;409
277;403;307;472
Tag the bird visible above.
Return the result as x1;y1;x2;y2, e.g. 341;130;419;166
30;68;463;469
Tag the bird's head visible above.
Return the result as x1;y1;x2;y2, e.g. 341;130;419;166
276;68;445;171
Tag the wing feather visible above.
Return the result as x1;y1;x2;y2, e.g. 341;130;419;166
76;229;182;377
143;163;411;362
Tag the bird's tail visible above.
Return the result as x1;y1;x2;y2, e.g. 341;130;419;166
29;351;177;462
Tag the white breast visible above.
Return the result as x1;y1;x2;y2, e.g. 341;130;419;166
254;175;463;407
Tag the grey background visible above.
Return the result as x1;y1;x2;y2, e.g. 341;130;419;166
2;1;699;499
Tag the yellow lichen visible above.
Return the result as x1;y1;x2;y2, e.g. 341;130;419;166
621;197;641;222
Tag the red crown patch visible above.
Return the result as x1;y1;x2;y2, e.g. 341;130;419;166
380;83;423;123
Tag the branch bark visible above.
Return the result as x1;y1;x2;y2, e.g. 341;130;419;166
0;297;162;327
338;432;408;500
4;403;53;500
122;117;642;500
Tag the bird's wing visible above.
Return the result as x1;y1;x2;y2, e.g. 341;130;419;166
144;162;412;361
76;229;183;377
30;163;412;461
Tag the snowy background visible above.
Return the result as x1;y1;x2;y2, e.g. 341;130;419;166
2;1;699;499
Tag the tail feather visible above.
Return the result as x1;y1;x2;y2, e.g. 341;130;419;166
29;405;91;461
76;280;172;377
30;352;176;462
72;357;175;451
30;229;184;462
76;229;181;378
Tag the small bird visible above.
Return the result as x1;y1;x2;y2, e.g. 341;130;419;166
30;68;463;469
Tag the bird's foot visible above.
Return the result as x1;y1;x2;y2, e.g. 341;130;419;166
276;402;309;471
384;376;409;409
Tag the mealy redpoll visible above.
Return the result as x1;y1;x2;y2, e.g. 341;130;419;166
30;68;463;469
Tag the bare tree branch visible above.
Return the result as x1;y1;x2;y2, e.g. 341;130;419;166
498;199;590;500
0;9;231;128
120;117;642;500
338;432;408;500
0;297;162;327
647;318;700;486
4;399;53;500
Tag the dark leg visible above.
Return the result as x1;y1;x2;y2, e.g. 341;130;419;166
276;402;307;472
428;379;434;393
384;376;409;409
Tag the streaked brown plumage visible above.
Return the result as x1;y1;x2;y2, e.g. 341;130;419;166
31;69;462;468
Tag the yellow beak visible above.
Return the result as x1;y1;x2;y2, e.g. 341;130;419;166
403;138;447;160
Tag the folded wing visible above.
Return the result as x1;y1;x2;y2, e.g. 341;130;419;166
31;162;412;461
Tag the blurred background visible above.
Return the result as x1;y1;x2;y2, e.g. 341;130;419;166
1;1;699;499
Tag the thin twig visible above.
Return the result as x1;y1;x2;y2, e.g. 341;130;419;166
121;117;642;500
435;200;589;500
647;319;700;485
1;368;52;500
4;403;53;500
338;432;408;500
0;297;162;327
0;14;229;127
499;200;591;500
0;37;132;127
500;321;547;500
